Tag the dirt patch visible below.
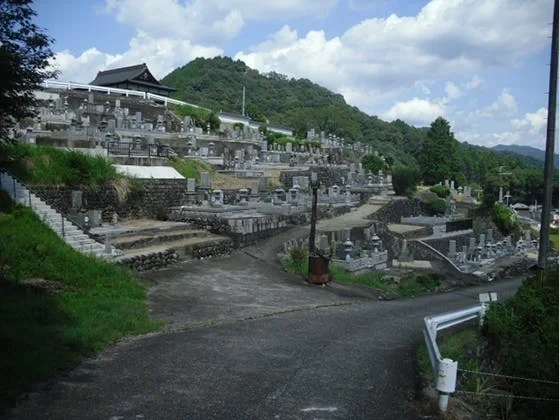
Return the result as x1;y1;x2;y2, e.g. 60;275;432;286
20;278;66;294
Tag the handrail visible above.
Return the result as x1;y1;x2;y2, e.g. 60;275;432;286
423;301;493;413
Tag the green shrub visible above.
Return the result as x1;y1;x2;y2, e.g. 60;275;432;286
484;275;559;417
426;197;448;215
392;166;420;196
289;247;308;273
429;185;451;198
490;202;517;234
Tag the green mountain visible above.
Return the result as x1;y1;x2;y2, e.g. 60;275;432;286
160;57;556;205
161;57;424;167
492;144;559;168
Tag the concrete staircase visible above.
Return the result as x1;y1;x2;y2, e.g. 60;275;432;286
0;171;118;259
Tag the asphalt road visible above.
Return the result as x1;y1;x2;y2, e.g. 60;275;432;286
10;249;522;420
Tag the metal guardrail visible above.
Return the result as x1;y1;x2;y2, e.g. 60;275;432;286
423;293;496;413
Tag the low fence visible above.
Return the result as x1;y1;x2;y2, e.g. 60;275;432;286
106;141;174;158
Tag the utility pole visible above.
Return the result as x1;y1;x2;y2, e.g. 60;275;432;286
538;0;559;284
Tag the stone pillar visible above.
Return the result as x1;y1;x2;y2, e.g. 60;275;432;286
448;240;457;259
469;237;476;258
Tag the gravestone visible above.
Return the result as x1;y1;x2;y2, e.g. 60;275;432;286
71;190;83;210
318;234;329;252
448;240;457;259
469;237;476;256
200;172;211;188
479;234;485;249
286;143;292;153
187;178;196;192
487;229;493;243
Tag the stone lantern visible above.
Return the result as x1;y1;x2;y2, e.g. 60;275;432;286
344;238;354;261
371;234;381;253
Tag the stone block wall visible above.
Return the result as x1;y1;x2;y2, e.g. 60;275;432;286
279;166;350;189
371;198;431;224
34;179;189;221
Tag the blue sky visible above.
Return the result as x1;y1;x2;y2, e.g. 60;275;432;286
34;0;553;150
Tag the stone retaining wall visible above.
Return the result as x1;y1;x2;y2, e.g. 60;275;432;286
118;238;233;271
118;249;179;272
371;198;432;223
34;179;189;221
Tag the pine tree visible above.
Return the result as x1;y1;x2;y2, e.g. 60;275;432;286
419;117;457;185
0;0;57;141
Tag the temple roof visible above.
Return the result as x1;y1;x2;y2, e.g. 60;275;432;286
90;63;175;92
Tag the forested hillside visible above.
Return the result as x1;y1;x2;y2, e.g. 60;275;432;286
162;57;423;167
162;57;554;206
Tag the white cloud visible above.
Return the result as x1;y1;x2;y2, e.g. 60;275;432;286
103;0;337;45
236;0;550;114
52;33;222;83
380;98;446;126
512;107;548;135
458;107;549;149
444;81;461;102
464;74;483;90
472;89;519;119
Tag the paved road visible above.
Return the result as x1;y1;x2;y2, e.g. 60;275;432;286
10;247;522;419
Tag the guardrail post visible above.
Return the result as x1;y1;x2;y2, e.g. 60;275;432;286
61;213;65;238
28;189;31;207
12;178;16;199
436;358;458;412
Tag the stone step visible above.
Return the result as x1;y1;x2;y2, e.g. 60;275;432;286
111;228;210;250
72;242;105;253
115;234;232;261
67;238;97;247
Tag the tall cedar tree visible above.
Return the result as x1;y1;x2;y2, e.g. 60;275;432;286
0;0;56;141
419;117;458;185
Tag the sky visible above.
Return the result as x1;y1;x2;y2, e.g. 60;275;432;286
34;0;554;151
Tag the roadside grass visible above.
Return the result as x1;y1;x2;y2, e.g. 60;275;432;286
550;233;559;251
282;247;441;297
0;143;120;188
418;329;479;384
0;196;161;410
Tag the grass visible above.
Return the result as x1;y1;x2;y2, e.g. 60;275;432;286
0;143;120;188
550;233;559;251
0;193;161;411
169;156;213;181
417;328;501;417
282;248;441;297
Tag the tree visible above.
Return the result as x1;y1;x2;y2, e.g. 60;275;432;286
419;117;457;185
0;0;56;141
392;166;420;196
361;154;385;174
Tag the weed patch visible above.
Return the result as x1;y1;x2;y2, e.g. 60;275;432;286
0;144;119;188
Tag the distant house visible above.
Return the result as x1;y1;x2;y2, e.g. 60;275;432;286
90;63;175;97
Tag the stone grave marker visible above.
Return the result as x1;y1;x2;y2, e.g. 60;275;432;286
187;178;196;192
